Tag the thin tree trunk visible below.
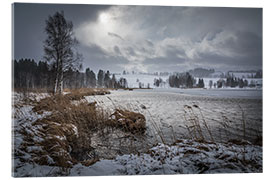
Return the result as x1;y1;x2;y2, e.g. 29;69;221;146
59;69;63;94
59;58;64;94
54;72;59;94
54;59;59;95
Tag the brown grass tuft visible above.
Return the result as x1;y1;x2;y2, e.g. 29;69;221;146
64;88;110;101
109;109;146;133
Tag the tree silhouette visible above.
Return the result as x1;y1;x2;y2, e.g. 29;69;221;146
44;11;82;94
97;70;104;87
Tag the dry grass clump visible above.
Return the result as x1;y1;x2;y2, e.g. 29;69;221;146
18;89;147;170
32;95;70;113
19;99;103;169
183;104;214;143
109;109;146;133
32;88;110;113
17;89;111;170
64;88;110;101
119;87;153;91
33;122;77;168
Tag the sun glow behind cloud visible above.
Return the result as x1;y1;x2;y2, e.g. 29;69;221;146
99;12;110;23
76;6;154;72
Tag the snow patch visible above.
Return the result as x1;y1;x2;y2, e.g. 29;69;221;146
69;140;262;176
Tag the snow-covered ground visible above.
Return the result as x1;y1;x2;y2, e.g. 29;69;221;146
70;140;262;175
12;90;262;176
12;92;52;177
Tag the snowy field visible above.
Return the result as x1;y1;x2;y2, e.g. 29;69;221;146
12;88;262;176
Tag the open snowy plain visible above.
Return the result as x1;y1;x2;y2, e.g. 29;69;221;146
12;87;262;176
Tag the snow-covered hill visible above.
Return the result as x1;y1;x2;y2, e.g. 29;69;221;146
115;74;169;88
114;74;262;89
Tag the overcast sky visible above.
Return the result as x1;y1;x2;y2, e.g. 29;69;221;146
13;3;262;73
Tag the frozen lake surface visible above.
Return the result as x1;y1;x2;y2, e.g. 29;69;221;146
88;88;262;144
138;88;262;99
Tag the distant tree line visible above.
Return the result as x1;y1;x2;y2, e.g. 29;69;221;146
216;76;249;88
97;70;128;88
13;59;128;90
13;59;54;89
197;78;205;88
168;72;195;88
253;71;262;78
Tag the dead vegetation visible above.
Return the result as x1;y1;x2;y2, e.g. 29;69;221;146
109;109;146;133
64;88;110;100
32;88;110;113
118;87;153;91
183;104;214;143
16;88;146;172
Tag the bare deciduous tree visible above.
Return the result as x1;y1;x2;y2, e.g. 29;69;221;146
44;11;82;94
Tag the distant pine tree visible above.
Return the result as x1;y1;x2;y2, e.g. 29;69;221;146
97;70;104;87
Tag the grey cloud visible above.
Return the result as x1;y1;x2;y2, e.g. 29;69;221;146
126;47;136;57
229;31;262;56
145;39;154;47
80;43;128;72
80;43;108;57
114;46;121;54
143;56;189;72
195;52;262;71
135;6;261;41
108;32;124;41
144;56;186;66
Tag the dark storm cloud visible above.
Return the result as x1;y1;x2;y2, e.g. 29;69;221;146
143;46;187;70
192;30;262;70
195;53;261;71
227;31;262;56
13;3;110;61
13;4;262;72
79;43;128;72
